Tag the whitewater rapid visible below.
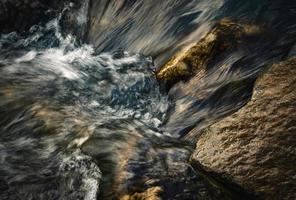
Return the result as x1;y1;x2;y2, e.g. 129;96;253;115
0;0;295;199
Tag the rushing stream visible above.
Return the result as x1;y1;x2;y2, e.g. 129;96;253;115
0;0;295;199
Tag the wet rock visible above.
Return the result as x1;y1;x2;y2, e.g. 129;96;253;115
120;187;163;200
155;19;262;89
0;0;77;34
191;57;296;199
59;0;90;42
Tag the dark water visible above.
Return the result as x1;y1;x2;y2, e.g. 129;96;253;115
0;0;295;199
87;0;296;136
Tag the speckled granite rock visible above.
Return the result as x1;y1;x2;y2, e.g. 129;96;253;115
191;57;296;199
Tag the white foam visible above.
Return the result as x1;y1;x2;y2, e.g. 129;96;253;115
15;51;37;63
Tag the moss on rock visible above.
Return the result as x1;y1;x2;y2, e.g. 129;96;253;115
156;19;262;89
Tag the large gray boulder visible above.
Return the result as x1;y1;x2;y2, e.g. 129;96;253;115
191;57;296;199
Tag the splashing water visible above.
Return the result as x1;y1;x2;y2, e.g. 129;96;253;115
0;0;296;199
0;13;175;199
1;7;210;199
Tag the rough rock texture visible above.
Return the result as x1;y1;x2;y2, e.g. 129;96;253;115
156;19;262;89
191;57;296;199
120;187;163;200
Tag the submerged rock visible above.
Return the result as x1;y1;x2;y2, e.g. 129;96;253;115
155;19;262;89
191;57;296;199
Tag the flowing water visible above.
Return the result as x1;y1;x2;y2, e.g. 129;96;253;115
0;0;295;199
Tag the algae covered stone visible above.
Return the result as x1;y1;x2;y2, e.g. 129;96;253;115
156;19;262;89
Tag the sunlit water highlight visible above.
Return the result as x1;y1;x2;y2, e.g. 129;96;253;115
0;0;296;199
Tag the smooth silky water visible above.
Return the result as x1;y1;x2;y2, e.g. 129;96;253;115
0;0;295;199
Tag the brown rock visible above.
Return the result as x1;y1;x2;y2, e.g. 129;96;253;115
120;187;163;200
155;19;262;89
191;57;296;199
